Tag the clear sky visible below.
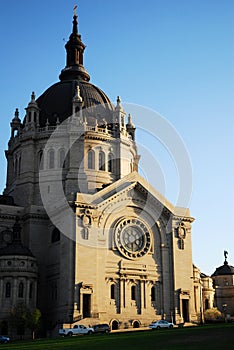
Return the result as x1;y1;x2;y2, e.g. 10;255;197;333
0;0;233;275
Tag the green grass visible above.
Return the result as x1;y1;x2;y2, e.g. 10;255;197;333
2;324;234;350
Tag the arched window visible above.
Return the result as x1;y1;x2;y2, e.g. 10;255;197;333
5;282;11;298
59;149;66;168
29;282;33;299
110;284;115;299
48;149;55;169
205;299;209;310
13;129;19;137
178;238;184;250
88;150;95;169
108;153;114;172
151;286;155;302
18;282;24;298
131;285;136;301
51;228;60;243
99;151;105;171
38;150;44;170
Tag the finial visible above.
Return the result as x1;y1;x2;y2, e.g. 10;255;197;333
76;85;83;102
31;91;36;101
115;95;124;112
14;108;20;120
224;250;228;265
72;5;78;35
73;85;83;104
128;114;133;126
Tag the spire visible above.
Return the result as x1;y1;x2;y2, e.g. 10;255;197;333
10;108;21;138
115;96;124;112
27;91;38;108
12;108;20;122
59;7;90;82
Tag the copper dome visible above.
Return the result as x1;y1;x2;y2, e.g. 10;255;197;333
36;80;114;127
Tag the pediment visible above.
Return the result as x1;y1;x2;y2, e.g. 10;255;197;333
76;171;190;219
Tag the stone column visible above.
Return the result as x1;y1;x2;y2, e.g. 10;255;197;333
140;280;145;313
12;279;17;306
120;278;125;312
26;279;30;303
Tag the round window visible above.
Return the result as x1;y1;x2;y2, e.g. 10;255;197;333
115;218;151;259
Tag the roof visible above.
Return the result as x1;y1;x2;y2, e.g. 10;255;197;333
0;243;34;257
76;171;193;220
0;195;15;206
36;80;114;127
211;262;234;277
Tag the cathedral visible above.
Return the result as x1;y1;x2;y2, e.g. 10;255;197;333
0;10;226;337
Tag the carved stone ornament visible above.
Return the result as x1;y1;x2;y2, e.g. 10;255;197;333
2;229;13;243
178;223;186;239
82;214;91;227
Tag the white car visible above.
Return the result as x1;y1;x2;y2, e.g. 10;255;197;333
59;324;94;336
149;320;174;329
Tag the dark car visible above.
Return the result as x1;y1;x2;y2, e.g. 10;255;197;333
93;324;111;334
0;335;10;344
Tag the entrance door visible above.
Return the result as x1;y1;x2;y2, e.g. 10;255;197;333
182;299;189;322
83;294;91;318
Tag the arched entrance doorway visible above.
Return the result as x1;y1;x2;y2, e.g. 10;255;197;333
132;320;140;328
111;320;119;330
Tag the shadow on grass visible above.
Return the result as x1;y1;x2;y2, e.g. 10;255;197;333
2;324;234;350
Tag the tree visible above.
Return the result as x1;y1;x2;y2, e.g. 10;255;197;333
9;303;27;338
9;303;41;339
25;308;41;340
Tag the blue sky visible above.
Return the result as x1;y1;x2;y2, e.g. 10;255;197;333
0;0;233;275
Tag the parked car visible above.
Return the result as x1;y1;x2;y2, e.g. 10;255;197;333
0;335;10;343
93;324;111;334
59;324;94;336
149;320;174;329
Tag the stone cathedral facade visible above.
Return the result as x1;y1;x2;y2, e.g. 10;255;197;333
0;11;215;336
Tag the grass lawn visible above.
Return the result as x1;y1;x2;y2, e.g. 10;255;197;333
2;324;234;350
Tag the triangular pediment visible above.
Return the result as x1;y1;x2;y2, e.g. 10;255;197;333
76;171;191;219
